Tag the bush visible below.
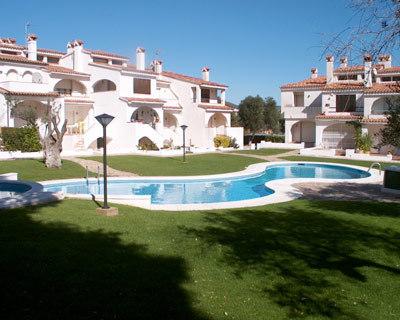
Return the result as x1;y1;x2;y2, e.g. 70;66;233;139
138;137;159;151
214;135;231;148
265;134;285;143
358;133;373;153
0;127;42;152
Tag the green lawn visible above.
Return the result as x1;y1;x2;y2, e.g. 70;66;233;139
84;153;265;176
233;148;295;156
281;155;398;170
1;199;399;319
0;159;86;181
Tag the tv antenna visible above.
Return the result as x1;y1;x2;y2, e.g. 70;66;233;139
25;21;31;37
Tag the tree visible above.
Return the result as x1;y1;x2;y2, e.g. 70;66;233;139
325;0;400;61
42;101;67;168
264;97;282;134
238;95;265;143
379;99;400;154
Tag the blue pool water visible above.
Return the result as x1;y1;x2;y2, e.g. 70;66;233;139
0;181;32;198
43;163;370;204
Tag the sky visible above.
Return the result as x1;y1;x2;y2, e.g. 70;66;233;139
1;0;395;104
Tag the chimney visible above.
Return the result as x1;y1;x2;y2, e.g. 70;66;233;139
364;53;373;87
27;34;37;61
136;47;145;70
326;55;334;84
378;54;392;68
202;67;210;81
153;60;163;73
310;68;318;79
71;39;84;71
339;56;348;68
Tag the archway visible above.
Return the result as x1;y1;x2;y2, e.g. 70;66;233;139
164;112;178;130
291;121;316;146
54;79;86;95
22;71;33;82
6;69;18;81
131;107;159;126
93;79;116;92
138;136;159;151
371;97;394;115
322;123;355;149
11;100;47;128
208;112;227;134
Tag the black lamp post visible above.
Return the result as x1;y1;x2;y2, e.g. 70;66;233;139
95;113;114;209
180;125;188;163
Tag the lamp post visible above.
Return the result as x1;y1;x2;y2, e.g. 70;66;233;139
95;113;117;215
180;125;188;163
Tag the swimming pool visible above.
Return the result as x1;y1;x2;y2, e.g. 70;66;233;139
43;163;371;207
0;181;32;199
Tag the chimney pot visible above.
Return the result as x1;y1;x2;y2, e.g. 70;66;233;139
136;47;146;70
363;53;373;87
26;34;37;61
326;55;334;83
339;56;348;68
202;67;210;81
310;68;318;79
153;60;163;73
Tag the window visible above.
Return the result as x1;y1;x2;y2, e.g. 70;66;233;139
294;92;304;106
381;77;392;82
112;60;123;65
336;95;356;112
338;74;358;81
47;57;59;64
93;57;108;64
134;78;151;94
393;76;400;82
201;89;210;102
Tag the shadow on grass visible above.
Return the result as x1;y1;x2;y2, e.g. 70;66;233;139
183;201;400;319
0;203;209;320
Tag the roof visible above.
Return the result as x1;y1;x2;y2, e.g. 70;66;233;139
85;49;128;60
162;105;182;110
360;117;388;124
0;53;47;66
334;66;364;74
323;82;365;91
377;66;400;74
122;64;157;75
46;64;90;76
120;97;166;104
0;86;59;97
198;104;234;111
315;113;362;120
280;76;327;90
365;83;400;94
162;71;228;88
64;97;94;104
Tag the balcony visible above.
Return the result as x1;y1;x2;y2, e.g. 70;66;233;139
201;97;222;104
283;105;321;119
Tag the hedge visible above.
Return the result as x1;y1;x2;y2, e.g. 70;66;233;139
0;127;42;152
244;134;285;145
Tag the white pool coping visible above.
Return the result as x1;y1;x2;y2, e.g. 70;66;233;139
0;180;64;209
39;161;383;211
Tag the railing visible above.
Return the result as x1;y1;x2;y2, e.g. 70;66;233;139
201;97;222;104
368;162;382;175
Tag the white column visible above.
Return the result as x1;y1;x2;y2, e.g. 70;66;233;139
315;122;326;147
221;89;226;105
285;120;294;143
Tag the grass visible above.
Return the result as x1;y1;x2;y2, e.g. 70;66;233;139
83;153;265;176
233;148;294;156
0;199;399;319
281;155;398;170
0;159;86;181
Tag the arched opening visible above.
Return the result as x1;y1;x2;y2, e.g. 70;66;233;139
12;100;47;128
131;107;159;127
322;123;355;149
138;136;159;151
6;69;18;81
164;112;178;130
291;121;316;147
54;79;86;96
371;97;394;115
93;79;116;93
22;71;33;82
208;112;227;134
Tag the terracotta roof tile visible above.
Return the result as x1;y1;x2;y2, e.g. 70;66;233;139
123;64;157;74
280;76;327;89
334;66;364;73
46;64;90;76
120;97;166;104
198;104;234;111
162;71;228;88
86;49;128;60
0;53;47;65
64;97;94;104
365;83;400;94
162;105;182;110
377;66;400;74
0;87;59;97
323;82;365;91
361;117;388;123
315;113;362;120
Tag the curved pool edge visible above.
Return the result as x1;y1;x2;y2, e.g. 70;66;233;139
0;180;64;210
39;161;383;211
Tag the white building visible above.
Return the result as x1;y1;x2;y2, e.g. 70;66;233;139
281;54;399;152
0;35;243;154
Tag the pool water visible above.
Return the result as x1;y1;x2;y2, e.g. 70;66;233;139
43;163;370;205
0;182;32;198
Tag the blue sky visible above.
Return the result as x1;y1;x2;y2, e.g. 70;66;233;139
0;0;391;104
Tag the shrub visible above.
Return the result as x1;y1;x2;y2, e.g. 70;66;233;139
214;135;231;148
0;127;42;152
358;133;373;153
265;134;285;143
138;137;159;151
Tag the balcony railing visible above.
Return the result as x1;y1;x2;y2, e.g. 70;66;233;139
201;97;222;104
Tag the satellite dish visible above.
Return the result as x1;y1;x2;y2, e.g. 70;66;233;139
32;72;42;83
